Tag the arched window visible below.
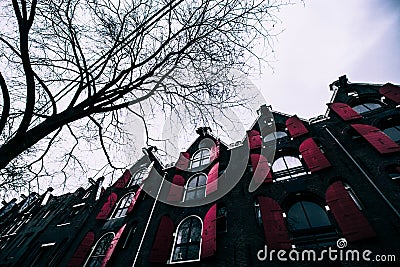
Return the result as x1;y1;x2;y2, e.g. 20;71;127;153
84;232;114;267
287;201;337;248
352;102;383;114
170;216;202;263
184;174;207;201
272;155;307;181
190;149;210;169
110;193;135;219
128;168;147;187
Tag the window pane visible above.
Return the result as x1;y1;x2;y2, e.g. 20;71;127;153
197;175;207;186
384;127;400;142
287;202;309;230
364;102;381;110
177;227;189;244
172;246;186;261
272;157;287;172
284;156;302;169
185;191;196;201
302;201;331;228
172;217;201;262
352;104;368;114
187;244;200;260
188;178;198;188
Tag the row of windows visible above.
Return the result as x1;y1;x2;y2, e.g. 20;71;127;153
86;188;361;265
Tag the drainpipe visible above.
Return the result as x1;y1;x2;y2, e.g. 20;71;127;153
132;172;166;266
324;127;400;219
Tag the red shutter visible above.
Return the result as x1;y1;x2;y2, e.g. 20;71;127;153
176;152;190;170
96;192;118;220
326;181;376;242
286;116;309;138
379;83;400;104
149;216;175;263
250;154;272;183
67;232;95;267
101;224;126;267
351;124;400;154
258;196;291;249
201;204;217;258
299;138;331;172
127;186;143;214
206;163;219;195
167;175;185;202
114;169;132;188
210;140;220;162
328;103;362;121
248;130;262;149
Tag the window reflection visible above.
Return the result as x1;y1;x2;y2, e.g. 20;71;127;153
110;193;135;219
171;216;202;262
352;102;382;114
85;233;114;267
184;174;207;201
190;149;210;169
272;156;307;181
287;201;337;248
383;126;400;144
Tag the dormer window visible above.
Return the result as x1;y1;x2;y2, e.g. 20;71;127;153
190;148;210;169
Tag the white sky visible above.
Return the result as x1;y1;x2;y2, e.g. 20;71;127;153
3;0;400;201
252;0;400;119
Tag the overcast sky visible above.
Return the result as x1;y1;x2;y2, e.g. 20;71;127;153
252;0;400;119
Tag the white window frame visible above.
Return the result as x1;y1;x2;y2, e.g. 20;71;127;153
83;232;115;267
109;192;135;219
169;215;203;264
183;173;207;202
189;148;211;169
129;168;147;187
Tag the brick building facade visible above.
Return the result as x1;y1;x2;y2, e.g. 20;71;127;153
1;75;400;266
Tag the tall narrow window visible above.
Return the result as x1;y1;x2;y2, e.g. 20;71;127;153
110;193;135;219
216;204;227;233
84;232;115;267
170;216;202;263
272;156;307;181
184;174;207;201
129;168;147;187
254;199;262;226
190;149;210;169
352;102;383;114
343;183;363;210
287;201;338;248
